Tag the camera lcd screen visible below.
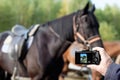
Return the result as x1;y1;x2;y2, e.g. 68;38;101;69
75;51;93;64
80;53;87;63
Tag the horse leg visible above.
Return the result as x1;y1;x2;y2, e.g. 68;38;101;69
31;76;40;80
5;72;11;80
0;67;5;80
91;69;103;80
59;62;69;80
59;47;71;80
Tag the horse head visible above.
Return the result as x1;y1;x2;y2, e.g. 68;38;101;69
62;2;104;80
74;2;103;49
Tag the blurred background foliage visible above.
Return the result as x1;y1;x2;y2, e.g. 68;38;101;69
0;0;120;41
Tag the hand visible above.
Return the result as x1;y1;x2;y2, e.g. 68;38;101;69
87;47;113;75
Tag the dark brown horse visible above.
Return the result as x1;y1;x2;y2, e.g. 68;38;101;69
0;27;71;80
0;2;103;80
59;3;104;80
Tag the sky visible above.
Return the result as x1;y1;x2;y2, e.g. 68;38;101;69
91;0;120;9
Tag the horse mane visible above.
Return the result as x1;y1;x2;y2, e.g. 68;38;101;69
42;12;76;42
88;12;99;29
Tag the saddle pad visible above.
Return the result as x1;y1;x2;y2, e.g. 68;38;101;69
1;34;23;60
1;35;34;58
1;35;13;53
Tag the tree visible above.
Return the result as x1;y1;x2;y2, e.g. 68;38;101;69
95;5;120;40
99;21;117;41
57;0;88;17
0;0;61;31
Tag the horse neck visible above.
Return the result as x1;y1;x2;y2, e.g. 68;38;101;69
45;13;75;42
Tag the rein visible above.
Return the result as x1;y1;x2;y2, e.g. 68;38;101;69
73;15;101;50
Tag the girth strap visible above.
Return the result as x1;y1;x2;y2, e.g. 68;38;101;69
19;24;40;62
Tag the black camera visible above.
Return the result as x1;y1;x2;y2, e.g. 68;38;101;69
75;50;101;65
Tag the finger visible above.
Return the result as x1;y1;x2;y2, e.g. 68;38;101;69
87;65;98;70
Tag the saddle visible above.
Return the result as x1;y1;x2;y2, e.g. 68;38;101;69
12;24;28;36
1;24;40;61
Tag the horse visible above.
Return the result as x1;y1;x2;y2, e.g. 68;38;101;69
60;42;103;80
104;41;120;57
61;41;120;80
0;2;103;80
60;41;93;80
0;27;71;80
103;41;120;64
26;2;104;79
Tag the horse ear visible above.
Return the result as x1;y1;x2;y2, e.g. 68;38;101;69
90;4;96;13
83;2;89;14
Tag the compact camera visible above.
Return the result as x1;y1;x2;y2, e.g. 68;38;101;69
75;50;101;65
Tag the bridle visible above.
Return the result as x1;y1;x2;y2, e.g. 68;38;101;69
73;15;101;50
